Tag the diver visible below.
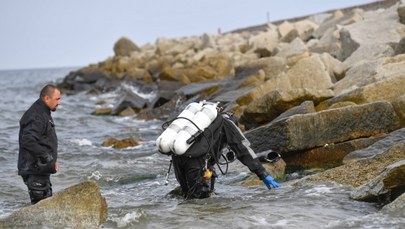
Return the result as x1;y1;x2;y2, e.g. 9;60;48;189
157;102;281;199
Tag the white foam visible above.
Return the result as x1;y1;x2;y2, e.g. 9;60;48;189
116;210;143;227
88;170;102;180
122;83;157;102
71;138;93;146
304;185;333;196
272;219;290;227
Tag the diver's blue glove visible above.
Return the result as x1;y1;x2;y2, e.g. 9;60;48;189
263;175;281;189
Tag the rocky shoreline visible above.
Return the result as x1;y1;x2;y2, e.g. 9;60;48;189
56;0;405;220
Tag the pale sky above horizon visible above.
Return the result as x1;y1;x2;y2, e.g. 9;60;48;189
0;0;377;70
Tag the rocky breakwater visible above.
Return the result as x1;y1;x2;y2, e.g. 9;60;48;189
58;0;405;211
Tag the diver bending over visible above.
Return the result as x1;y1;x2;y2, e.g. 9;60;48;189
162;110;281;199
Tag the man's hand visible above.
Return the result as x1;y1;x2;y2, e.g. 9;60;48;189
263;175;281;189
55;161;59;172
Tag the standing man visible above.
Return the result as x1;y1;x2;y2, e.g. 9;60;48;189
18;84;61;204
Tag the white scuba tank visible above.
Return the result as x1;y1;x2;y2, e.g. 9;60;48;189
156;102;202;153
172;101;218;155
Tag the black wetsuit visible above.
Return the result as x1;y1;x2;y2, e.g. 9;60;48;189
171;113;269;199
18;99;58;204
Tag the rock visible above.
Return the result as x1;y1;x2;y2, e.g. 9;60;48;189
339;28;360;61
350;159;405;203
165;37;198;56
245;101;400;153
275;38;309;58
196;52;235;80
126;67;153;83
339;6;404;60
284;53;334;90
321;75;405;109
155;37;177;55
241;159;286;186
237;56;287;80
391;94;405;127
270;100;316;124
332;59;384;96
248;30;279;56
278;21;295;39
0;181;107;229
159;66;189;84
344;127;405;162
293;19;319;41
284;137;383;169
398;1;405;24
92;107;113;116
57;68;116;93
394;36;405;55
280;28;300;44
319;52;345;82
237;69;266;88
240;89;333;129
312;11;344;39
137;93;188;120
211;86;252;105
235;53;334;106
306;143;405;188
113;37;140;57
102;136;139;148
382;191;405;217
309;38;342;61
112;90;148;115
118;107;136;116
342;43;394;71
176;81;227;98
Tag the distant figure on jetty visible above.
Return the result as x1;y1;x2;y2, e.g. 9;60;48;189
18;84;61;204
157;101;281;199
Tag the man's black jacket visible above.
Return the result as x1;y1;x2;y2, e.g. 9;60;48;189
18;99;57;175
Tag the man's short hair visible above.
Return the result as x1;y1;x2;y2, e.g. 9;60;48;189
40;84;59;98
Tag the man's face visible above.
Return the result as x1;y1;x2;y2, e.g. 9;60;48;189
45;89;61;112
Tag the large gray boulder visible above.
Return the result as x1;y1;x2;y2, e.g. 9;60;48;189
0;181;108;229
245;101;400;153
339;5;404;60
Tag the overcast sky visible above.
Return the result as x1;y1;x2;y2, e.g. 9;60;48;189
0;0;377;70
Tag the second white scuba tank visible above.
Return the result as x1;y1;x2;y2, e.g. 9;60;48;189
156;102;202;153
172;101;218;155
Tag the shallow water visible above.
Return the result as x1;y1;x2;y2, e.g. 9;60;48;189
0;68;403;228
